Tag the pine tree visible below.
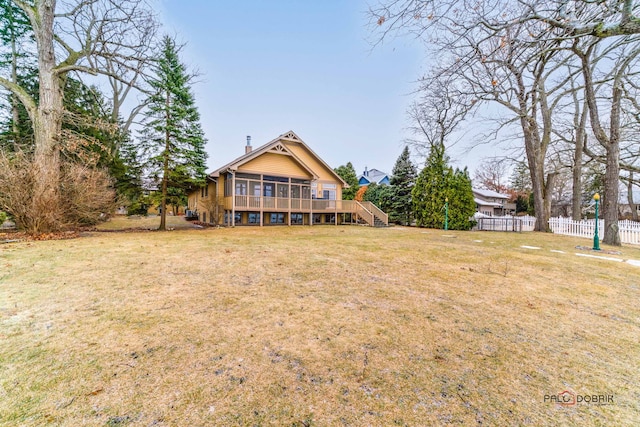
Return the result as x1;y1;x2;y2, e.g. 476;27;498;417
389;146;417;225
0;0;32;148
139;36;207;230
334;162;359;200
509;159;532;193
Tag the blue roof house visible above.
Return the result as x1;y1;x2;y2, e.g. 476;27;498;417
358;167;390;186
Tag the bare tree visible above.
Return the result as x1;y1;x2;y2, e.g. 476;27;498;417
370;0;640;243
0;0;157;232
405;71;472;156
473;158;510;193
573;37;640;244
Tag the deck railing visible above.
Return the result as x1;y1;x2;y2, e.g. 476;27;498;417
359;201;389;224
225;196;387;226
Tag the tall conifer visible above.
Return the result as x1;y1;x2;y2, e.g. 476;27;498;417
389;146;417;225
413;144;474;230
139;36;207;230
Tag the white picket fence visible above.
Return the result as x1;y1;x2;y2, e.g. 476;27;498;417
548;217;640;245
520;215;537;231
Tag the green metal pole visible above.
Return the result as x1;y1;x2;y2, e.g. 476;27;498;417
444;197;449;231
593;193;600;251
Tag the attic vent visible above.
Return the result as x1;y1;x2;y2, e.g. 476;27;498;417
269;143;288;154
283;131;299;140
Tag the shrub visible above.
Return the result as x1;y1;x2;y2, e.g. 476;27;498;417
0;151;115;232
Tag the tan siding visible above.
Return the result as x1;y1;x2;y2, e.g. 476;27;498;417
239;152;311;178
195;181;218;213
283;141;341;182
283;141;343;198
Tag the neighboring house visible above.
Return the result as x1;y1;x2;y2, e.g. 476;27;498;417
187;131;388;226
618;203;639;219
473;188;516;216
358;167;390;186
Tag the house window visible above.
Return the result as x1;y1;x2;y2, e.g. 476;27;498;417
235;180;247;195
291;213;303;225
248;213;260;224
277;184;288;198
249;182;261;196
224;174;232;197
235;212;243;224
302;186;310;199
325;214;335;224
291;185;300;199
202;212;207;223
270;213;285;224
323;190;336;200
313;214;321;224
263;183;274;198
236;173;260;180
201;186;208;197
263;175;289;183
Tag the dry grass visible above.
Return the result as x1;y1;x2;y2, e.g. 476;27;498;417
1;226;639;426
96;215;198;231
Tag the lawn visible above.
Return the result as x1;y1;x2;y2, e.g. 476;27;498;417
1;223;639;426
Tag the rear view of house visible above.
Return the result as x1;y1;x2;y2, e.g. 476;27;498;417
188;131;388;227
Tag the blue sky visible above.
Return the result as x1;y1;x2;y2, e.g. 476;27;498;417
157;0;484;175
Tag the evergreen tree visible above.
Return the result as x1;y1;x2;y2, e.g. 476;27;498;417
363;182;393;212
413;144;474;230
139;36;207;231
509;159;532;193
389;146;417;225
413;144;448;228
446;167;476;230
0;0;32;149
334;162;359;200
113;133;146;214
510;159;533;214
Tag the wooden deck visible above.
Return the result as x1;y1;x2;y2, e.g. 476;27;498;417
225;197;388;227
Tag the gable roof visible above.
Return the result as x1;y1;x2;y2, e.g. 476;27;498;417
358;168;390;185
473;188;509;199
210;130;348;186
474;198;503;207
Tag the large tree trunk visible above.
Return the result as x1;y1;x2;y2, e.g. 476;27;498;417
571;149;582;220
577;44;628;246
522;125;550;232
31;0;63;233
603;142;621;245
159;90;170;231
572;103;588;220
600;76;624;246
544;172;556;223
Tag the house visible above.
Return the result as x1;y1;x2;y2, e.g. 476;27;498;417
473;188;515;216
358;167;390;186
187;131;388;227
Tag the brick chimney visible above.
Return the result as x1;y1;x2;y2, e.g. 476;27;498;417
245;135;252;154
